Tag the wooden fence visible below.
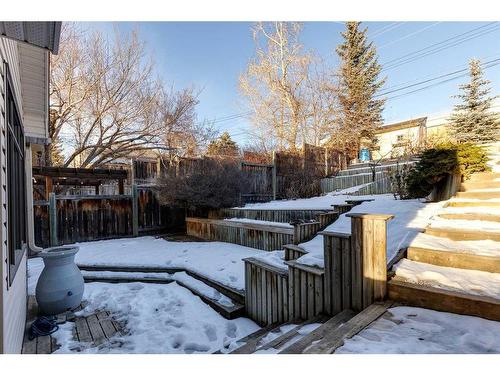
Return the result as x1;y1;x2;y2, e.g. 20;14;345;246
240;162;274;203
34;186;184;248
350;177;394;196
185;217;322;251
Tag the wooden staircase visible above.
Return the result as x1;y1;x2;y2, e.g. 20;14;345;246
388;167;500;322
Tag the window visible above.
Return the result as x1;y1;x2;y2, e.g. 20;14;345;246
396;134;404;142
4;63;27;285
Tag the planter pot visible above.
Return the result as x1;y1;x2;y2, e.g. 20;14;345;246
35;246;84;315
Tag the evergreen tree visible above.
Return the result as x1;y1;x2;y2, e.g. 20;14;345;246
207;132;240;158
449;59;499;144
336;22;386;159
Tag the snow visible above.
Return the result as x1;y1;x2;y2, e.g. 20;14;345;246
428;217;500;232
336;306;500;354
440;205;500;216
224;218;293;228
297;195;444;267
251;250;288;271
51;281;259;354
410;232;500;257
77;269;235;307
393;259;500;299
47;236;264;291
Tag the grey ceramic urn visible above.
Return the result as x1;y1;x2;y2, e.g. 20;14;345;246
35;246;84;315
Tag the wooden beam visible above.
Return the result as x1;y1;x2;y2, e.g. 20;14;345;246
407;246;500;273
388;279;500;322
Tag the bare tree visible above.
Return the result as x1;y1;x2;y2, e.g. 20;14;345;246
50;24;202;169
239;22;312;151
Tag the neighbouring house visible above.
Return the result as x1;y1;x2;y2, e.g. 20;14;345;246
0;21;61;354
370;115;450;160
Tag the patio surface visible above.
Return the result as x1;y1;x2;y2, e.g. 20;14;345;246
22;296;123;354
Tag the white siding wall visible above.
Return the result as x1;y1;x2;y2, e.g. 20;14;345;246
0;37;27;354
18;43;49;139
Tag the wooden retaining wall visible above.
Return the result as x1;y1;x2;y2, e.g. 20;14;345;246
186;217;322;251
210;208;334;223
283;244;308;261
321;171;385;193
287;261;325;321
244;258;290;326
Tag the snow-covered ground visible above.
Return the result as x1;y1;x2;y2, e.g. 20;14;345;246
297;195;444;268
51;282;259;354
394;259;500;299
31;236;264;291
336;306;500;354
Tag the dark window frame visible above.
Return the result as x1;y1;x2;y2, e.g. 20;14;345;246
4;62;27;286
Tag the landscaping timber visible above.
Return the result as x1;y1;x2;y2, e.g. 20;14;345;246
388;279;500;322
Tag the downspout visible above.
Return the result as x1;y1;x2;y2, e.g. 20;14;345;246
25;143;43;253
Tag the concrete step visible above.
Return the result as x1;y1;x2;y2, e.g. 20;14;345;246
455;191;500;199
424;227;500;241
388;279;500;322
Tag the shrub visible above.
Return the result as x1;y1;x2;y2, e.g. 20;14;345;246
405;142;490;199
155;158;248;211
284;172;322;199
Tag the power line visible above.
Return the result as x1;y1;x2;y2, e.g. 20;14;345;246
382;22;500;71
378;22;441;49
370;22;405;39
384;59;500;102
377;57;500;97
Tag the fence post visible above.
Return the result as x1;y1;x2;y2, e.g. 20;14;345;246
48;192;58;247
272;151;277;200
132;184;139;237
347;213;394;310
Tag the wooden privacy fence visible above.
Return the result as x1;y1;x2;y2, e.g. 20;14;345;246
243;212;394;326
185;217;322;251
34;186;183;248
240;162;274;203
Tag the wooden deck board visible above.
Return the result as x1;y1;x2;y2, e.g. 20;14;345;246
22;298;122;354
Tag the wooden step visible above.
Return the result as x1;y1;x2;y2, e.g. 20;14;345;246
83;273;245;320
407;246;500;273
303;301;394;354
254;315;330;353
228;321;290;354
460;181;499;191
388;279;500;322
455;191;500;199
437;213;500;223
278;310;356;354
78;264;245;304
469;172;500;182
446;200;500;208
424;227;500;241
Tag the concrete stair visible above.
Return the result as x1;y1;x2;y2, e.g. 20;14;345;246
455;190;500;199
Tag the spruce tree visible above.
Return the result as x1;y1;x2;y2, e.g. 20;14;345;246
336;21;386;159
207;132;240;158
449;59;499;144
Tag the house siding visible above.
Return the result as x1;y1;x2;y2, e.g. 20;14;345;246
0;37;27;354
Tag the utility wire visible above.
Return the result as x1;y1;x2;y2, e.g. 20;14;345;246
378;22;441;49
382;22;500;71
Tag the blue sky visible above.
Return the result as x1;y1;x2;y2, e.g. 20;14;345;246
83;21;500;145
